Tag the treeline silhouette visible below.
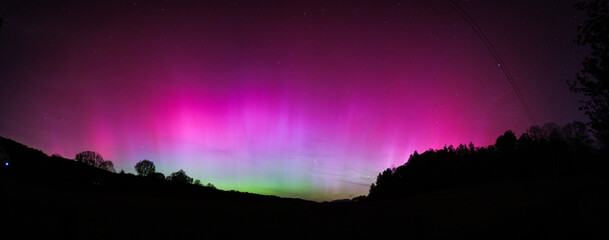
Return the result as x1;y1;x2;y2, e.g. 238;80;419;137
367;121;603;200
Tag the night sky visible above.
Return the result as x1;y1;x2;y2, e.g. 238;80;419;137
0;0;589;201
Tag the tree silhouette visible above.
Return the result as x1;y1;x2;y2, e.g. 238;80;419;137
569;0;609;148
526;125;546;141
134;159;156;177
562;121;594;149
75;151;103;166
167;169;193;184
75;150;115;172
99;160;116;173
495;130;517;152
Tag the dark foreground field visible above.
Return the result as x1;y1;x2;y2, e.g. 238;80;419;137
1;136;607;239
2;171;607;239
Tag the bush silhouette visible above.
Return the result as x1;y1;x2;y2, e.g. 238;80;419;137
149;172;165;180
167;169;193;184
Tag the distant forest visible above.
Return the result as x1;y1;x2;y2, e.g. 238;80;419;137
361;121;604;201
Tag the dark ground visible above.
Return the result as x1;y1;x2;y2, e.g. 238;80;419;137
2;171;607;239
1;137;608;239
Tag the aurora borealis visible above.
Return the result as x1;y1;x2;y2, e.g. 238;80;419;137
0;0;588;201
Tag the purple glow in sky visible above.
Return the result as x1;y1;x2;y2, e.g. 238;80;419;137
0;0;587;200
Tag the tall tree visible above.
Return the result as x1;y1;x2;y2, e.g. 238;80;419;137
569;0;609;148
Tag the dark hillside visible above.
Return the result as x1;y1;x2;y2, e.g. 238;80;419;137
0;136;310;202
1;136;608;239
